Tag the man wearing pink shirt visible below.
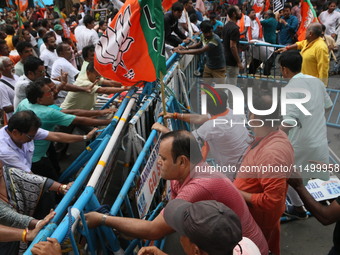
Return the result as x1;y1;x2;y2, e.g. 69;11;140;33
85;130;269;255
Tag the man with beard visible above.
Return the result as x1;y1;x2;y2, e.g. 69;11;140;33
40;32;58;77
277;3;299;45
222;5;243;85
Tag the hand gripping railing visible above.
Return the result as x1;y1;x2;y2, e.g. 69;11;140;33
24;134;111;254
58;89;136;183
25;91;137;255
24;90;137;254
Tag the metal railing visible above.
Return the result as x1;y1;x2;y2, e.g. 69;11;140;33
25;45;196;254
24;89;137;255
239;40;285;80
326;88;340;128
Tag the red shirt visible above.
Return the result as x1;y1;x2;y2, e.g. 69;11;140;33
234;130;294;255
171;163;269;255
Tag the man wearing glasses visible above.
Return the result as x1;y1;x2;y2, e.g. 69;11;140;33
0;110;97;179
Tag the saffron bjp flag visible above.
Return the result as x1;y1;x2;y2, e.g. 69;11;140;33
92;0;99;8
54;6;71;39
297;0;318;41
95;0;166;86
162;0;177;11
16;0;28;12
252;0;270;13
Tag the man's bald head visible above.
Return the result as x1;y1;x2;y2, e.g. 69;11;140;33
160;130;202;165
250;92;281;126
266;10;275;18
308;23;322;37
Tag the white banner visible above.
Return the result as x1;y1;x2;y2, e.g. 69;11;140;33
306;175;340;201
136;137;162;218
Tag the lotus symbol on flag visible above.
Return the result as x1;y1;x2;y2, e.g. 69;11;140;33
96;5;135;79
304;8;314;27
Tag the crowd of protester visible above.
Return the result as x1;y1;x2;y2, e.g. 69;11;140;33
0;0;339;255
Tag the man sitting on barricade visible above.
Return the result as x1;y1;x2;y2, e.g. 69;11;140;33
85;130;269;255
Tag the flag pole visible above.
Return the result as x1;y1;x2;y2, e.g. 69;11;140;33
160;72;167;126
16;1;23;41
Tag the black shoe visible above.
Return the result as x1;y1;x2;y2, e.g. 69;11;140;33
283;204;308;220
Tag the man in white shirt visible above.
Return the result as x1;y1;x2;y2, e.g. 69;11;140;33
248;10;263;41
14;56;46;109
178;0;193;34
248;10;265;75
53;24;63;44
40;32;58;76
75;15;99;52
279;50;333;219
51;43;80;103
319;1;340;38
0;110;97;173
152;89;251;181
51;43;80;85
0;56;19;119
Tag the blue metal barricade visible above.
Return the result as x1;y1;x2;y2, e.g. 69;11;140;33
326;88;340;128
24;40;206;254
239;41;285;80
24;90;137;255
59;89;136;183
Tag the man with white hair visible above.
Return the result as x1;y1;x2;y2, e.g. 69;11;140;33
0;56;18;119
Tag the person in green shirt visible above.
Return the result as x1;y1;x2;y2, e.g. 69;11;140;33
261;10;278;44
16;78;112;180
259;10;279;76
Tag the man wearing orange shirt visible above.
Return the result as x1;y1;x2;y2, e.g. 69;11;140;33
234;93;294;255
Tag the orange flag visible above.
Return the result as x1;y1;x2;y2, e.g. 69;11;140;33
297;0;318;41
252;0;270;13
54;6;72;39
162;0;178;11
16;0;28;12
95;0;166;86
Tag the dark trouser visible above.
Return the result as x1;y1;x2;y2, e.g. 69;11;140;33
47;142;61;175
32;157;59;180
249;53;277;76
263;52;277;76
54;124;92;157
32;157;58;219
249;59;262;75
328;247;340;255
0;241;19;255
166;35;183;47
